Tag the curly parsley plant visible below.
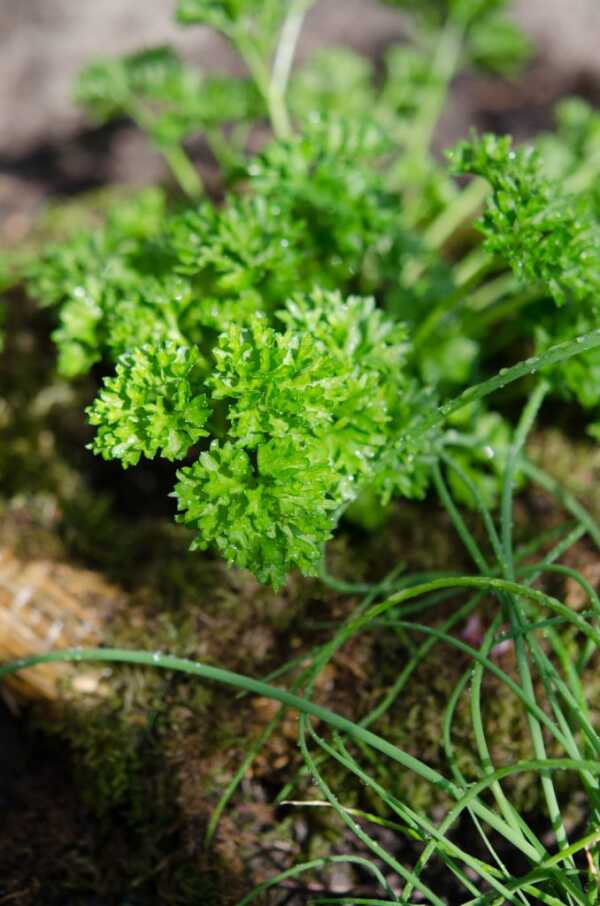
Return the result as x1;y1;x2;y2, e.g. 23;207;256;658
23;0;600;585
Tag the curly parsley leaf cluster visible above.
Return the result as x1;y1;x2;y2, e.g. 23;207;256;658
76;47;260;144
174;438;338;587
172;292;428;586
450;127;600;416
449;133;600;308
27;116;401;385
88;342;209;467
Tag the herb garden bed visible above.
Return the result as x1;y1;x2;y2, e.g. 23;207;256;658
2;2;600;904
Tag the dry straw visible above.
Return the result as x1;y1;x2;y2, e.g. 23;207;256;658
0;545;125;704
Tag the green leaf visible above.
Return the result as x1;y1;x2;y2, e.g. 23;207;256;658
536;99;600;215
76;46;260;145
468;12;531;75
449;132;600;306
381;0;510;28
381;46;445;121
174;0;286;62
174;291;427;585
175;0;266;29
212;294;407;484
289;48;375;122
444;405;517;508
533;311;600;409
420;335;479;387
247;117;396;282
173;438;339;587
169;196;307;326
53;292;104;377
87;342;209;467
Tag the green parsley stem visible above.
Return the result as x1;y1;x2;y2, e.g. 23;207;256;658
161;142;204;199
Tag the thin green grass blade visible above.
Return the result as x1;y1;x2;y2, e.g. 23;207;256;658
521;460;600;550
0;645;545;860
404;331;600;447
234;855;391;906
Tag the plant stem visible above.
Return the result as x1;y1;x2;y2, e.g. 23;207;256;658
406;22;463;158
161;143;204;199
500;381;580;878
455;245;497;288
238;37;291;138
405;329;600;446
0;649;453;791
131;104;203;198
411;252;503;351
501;380;549;569
425;177;490;249
271;0;312;106
471;285;542;333
466;270;519;311
403;176;491;290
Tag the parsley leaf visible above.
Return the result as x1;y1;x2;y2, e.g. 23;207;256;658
449;133;600;307
87;342;209;467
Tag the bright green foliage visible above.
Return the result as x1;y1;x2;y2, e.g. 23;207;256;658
75;45;260;192
450;129;600;417
22;0;600;586
176;0;273;30
444;404;517;507
169;196;308;327
173;292;427;586
380;47;445;125
27;119;401;386
467;10;531;75
27;189;167;311
382;0;496;22
382;0;530;74
174;439;339;586
289;48;375;122
537;99;600;216
534;311;600;409
449;133;600;307
277;292;431;493
211;300;398;474
247;117;395;282
538;98;600;173
88;342;209;467
76;46;260;145
519;101;600;412
420;335;479;388
25;189;183;376
175;0;291;74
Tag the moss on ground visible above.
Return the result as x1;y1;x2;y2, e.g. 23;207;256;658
5;485;595;903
